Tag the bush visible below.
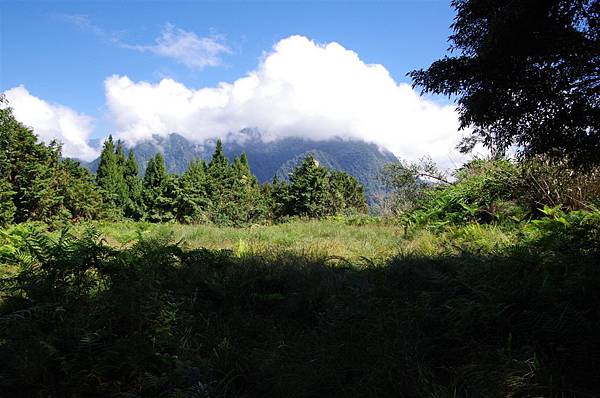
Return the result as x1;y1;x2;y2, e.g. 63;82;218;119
518;157;600;212
523;206;600;256
405;159;525;227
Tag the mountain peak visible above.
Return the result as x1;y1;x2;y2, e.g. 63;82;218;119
84;130;398;203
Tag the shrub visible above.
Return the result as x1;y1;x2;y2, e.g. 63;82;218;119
405;159;525;227
523;206;600;256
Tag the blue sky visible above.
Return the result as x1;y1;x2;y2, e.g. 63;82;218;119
1;1;468;166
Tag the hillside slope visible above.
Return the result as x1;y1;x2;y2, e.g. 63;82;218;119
84;130;398;202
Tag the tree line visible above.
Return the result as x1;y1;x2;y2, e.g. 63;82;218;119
0;97;367;227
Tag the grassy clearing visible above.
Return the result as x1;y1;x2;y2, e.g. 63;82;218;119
66;219;518;262
1;217;598;397
78;219;409;260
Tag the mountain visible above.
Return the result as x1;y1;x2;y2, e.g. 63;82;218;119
84;130;399;203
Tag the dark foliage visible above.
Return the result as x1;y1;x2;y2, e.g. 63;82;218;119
410;0;600;166
0;95;105;225
276;155;368;218
1;220;599;397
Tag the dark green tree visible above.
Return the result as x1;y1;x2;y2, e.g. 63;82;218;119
409;0;600;166
287;155;332;218
227;153;266;224
206;140;233;224
123;150;144;219
143;153;176;222
176;159;210;223
0;177;16;226
59;159;104;220
115;140;127;169
207;140;229;187
96;136;129;213
268;175;291;220
329;170;368;215
96;136;115;184
0;96;65;222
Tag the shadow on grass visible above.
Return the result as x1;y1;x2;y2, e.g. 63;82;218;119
1;232;599;397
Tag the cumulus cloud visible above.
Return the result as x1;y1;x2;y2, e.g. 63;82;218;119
106;35;472;167
2;86;98;161
122;24;231;69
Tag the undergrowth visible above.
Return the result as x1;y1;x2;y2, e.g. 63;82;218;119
1;209;599;397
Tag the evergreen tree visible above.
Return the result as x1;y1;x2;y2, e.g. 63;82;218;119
227;153;266;224
0;177;15;226
96;136;129;214
279;156;368;219
0;96;65;222
96;136;115;184
59;159;104;220
176;159;210;223
266;176;290;221
287;155;331;218
143;153;176;222
329;170;368;215
206;140;233;224
123;150;144;219
207;140;229;188
115;140;127;169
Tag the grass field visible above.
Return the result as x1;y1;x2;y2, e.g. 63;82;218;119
65;218;517;261
1;218;599;397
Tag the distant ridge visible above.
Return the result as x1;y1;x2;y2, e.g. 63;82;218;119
83;129;399;203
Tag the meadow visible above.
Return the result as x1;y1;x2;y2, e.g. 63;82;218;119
1;213;598;397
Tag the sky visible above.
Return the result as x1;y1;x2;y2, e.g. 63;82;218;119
0;0;475;167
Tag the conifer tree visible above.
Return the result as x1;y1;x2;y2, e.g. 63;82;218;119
123;150;144;219
280;155;367;218
115;140;127;169
96;136;129;214
0;177;16;226
206;140;233;224
207;140;229;185
96;136;115;184
329;170;368;215
176;159;210;223
59;159;104;220
0;97;65;222
269;175;290;219
143;153;176;222
287;155;331;218
228;152;266;224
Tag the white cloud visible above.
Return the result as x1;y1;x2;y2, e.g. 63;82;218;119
122;24;231;69
2;86;98;161
106;35;474;168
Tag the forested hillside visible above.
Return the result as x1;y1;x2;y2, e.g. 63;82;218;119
0;100;367;227
83;130;397;203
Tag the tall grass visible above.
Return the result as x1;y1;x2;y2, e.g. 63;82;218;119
1;213;599;397
66;219;411;261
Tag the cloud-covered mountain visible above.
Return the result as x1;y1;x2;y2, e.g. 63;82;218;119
84;129;398;203
3;35;470;168
104;36;463;167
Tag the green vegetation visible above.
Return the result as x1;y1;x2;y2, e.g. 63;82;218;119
2;83;600;398
2;2;599;395
1;151;599;396
0;98;367;228
1;207;599;397
410;0;599;166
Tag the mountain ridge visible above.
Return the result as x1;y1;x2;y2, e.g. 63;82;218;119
83;130;398;203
